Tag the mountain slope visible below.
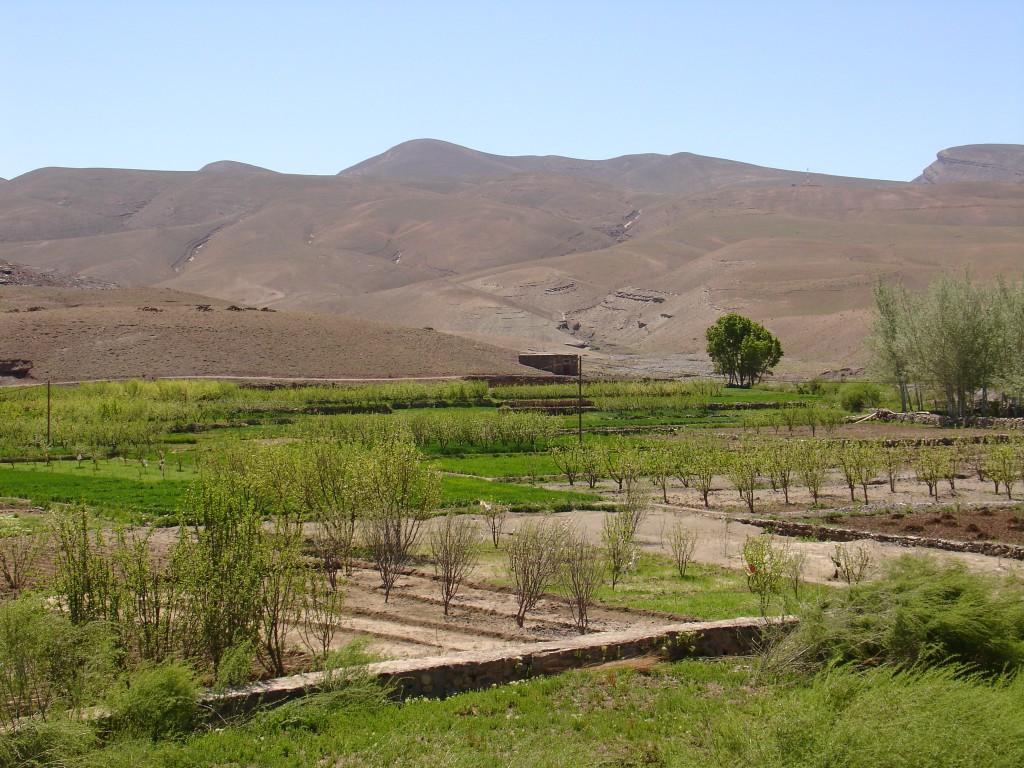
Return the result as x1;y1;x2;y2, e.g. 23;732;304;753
914;145;1024;184
1;142;1021;375
0;286;529;381
339;138;894;195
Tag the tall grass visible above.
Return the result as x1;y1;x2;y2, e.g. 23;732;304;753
762;555;1024;677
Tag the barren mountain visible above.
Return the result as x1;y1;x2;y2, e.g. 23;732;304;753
0;286;529;382
1;142;1021;379
914;145;1024;184
339;138;893;195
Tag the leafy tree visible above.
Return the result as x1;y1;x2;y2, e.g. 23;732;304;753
172;446;294;674
705;313;783;388
867;277;913;411
363;438;440;603
870;273;1010;419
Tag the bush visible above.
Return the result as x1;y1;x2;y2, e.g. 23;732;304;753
0;717;97;768
766;556;1024;677
839;382;884;412
106;662;200;740
0;595;117;727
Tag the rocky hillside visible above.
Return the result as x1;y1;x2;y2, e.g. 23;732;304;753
1;142;1021;375
913;144;1024;184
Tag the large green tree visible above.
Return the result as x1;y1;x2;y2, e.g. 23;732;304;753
869;272;1013;419
705;313;783;388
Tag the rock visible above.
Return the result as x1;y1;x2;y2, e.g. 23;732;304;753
0;359;33;378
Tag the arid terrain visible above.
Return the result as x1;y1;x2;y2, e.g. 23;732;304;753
2;142;1022;380
0;282;532;382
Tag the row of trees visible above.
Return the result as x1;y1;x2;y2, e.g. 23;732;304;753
302;409;557;453
870;272;1024;418
551;435;1024;511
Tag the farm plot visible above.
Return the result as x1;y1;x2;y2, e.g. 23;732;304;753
320;562;679;660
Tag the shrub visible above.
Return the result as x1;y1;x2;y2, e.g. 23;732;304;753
717;665;1024;768
765;556;1024;677
840;382;884;412
0;716;97;767
0;595;116;727
106;662;200;740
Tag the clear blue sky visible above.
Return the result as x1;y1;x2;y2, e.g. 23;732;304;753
3;0;1022;182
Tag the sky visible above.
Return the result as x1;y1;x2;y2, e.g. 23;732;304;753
2;0;1022;182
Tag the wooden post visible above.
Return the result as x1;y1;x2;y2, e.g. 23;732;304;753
577;355;583;444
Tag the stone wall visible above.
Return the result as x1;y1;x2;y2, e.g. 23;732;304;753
207;616;787;717
871;408;1024;430
738;517;1024;560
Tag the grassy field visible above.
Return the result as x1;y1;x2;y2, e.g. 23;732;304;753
587;553;829;619
430;452;561;479
0;461;194;523
54;659;1022;768
0;458;601;522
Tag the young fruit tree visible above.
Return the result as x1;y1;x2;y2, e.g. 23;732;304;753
560;533;605;634
506;520;568;628
478;499;508;548
363;438;441;603
429;514;481;616
668;520;699;578
602;490;649;588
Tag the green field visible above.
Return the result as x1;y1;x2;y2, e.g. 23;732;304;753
0;460;601;521
0;461;194;523
40;659;1021;768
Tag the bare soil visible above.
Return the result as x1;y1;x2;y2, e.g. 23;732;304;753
806;505;1024;546
321;561;681;661
0;286;532;382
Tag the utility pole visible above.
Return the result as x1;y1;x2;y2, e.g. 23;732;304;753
46;379;52;464
577;355;583;444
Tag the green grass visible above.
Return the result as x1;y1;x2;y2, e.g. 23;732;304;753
69;660;1023;768
439;475;601;510
432;452;559;479
569;551;827;620
0;457;598;520
0;461;193;522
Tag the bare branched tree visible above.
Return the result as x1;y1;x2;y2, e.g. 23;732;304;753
506;520;568;628
430;514;480;616
0;525;49;595
667;521;699;578
831;544;872;586
478;500;508;549
560;533;604;633
297;572;345;665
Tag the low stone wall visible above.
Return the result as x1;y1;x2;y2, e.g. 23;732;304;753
738;517;1024;561
206;616;786;717
871;408;1024;430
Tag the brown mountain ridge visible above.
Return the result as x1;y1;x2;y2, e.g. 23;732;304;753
1;142;1022;380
